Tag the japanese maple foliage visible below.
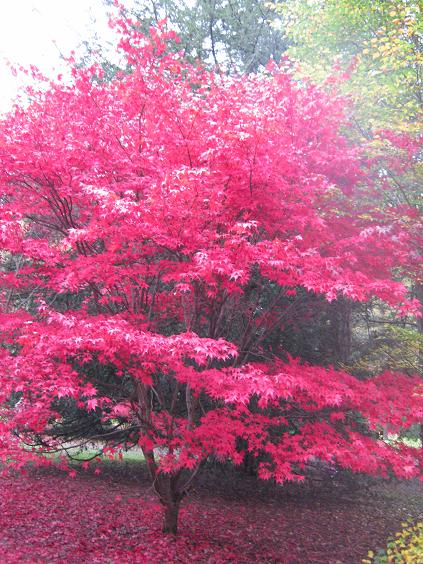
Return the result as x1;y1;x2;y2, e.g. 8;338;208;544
0;18;421;533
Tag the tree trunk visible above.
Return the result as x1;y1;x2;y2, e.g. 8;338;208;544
162;501;180;534
415;283;423;445
328;297;352;364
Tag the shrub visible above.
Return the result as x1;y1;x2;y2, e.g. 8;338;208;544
364;520;423;563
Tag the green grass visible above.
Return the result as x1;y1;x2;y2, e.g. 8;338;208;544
384;435;422;449
41;446;145;464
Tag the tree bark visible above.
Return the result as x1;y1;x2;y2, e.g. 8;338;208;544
162;501;180;534
329;297;352;364
414;283;423;445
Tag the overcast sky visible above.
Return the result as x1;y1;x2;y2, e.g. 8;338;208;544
0;0;115;114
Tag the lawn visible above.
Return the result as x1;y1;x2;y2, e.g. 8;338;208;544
0;460;421;563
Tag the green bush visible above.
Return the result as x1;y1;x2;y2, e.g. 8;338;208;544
363;520;423;563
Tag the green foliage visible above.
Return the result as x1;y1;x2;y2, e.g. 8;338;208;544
350;325;423;376
273;0;422;129
272;0;422;372
106;0;287;72
363;520;423;563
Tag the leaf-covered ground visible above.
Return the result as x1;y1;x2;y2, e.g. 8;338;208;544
0;463;421;563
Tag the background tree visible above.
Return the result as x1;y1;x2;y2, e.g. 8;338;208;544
101;0;287;72
274;0;422;129
272;0;422;384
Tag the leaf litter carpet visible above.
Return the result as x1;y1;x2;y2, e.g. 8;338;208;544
0;464;421;563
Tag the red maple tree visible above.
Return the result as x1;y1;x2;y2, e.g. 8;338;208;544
0;19;421;533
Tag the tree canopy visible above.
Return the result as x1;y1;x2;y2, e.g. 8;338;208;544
0;10;421;534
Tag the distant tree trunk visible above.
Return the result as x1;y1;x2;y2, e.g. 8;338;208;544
415;283;423;444
329;297;352;364
243;450;258;476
